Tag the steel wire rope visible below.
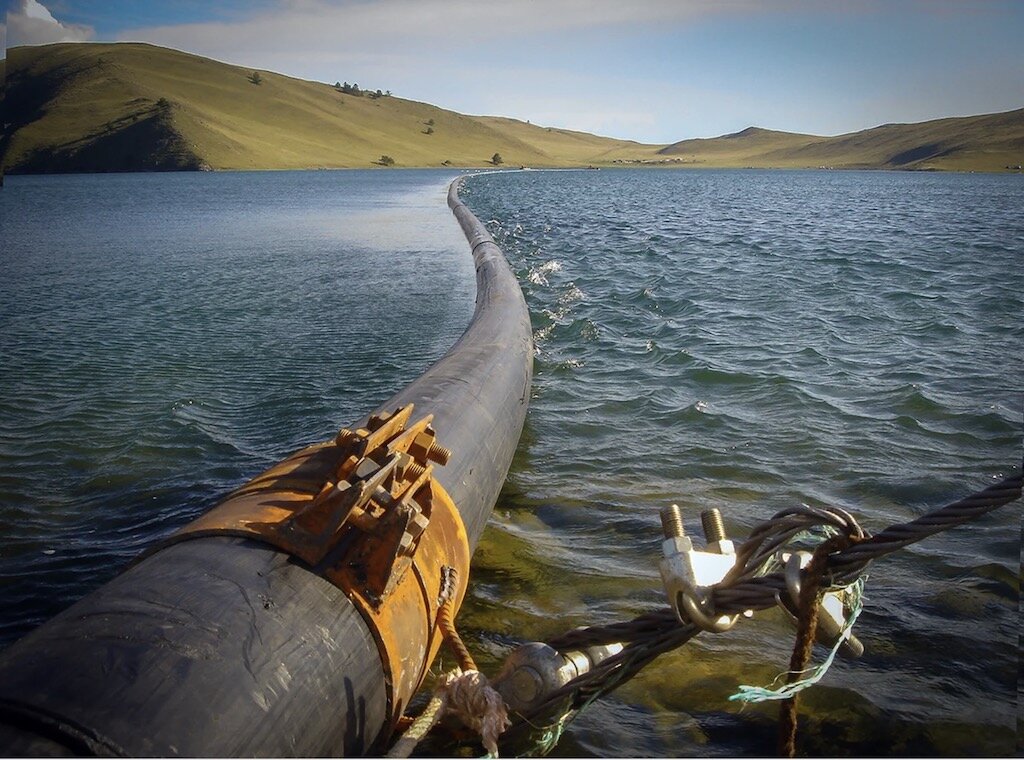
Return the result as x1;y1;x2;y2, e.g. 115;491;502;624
505;470;1022;737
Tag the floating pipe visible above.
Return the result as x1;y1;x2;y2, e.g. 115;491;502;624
0;176;533;757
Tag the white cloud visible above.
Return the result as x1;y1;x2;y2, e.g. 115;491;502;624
116;0;761;59
7;0;93;47
109;0;765;141
98;0;1024;143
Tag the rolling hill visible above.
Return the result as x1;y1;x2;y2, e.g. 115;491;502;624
0;42;654;173
656;111;1024;172
1;42;1021;174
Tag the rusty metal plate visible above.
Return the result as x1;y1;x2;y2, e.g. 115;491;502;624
330;480;469;729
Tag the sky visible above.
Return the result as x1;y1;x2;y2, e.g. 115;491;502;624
4;0;1023;144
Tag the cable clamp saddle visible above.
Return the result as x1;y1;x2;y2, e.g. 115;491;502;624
657;504;743;632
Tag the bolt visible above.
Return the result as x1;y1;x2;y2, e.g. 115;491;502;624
660;504;685;539
701;508;727;543
404;461;428;481
426;442;452;466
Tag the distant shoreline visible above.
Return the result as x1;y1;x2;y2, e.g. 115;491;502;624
5;164;1022;178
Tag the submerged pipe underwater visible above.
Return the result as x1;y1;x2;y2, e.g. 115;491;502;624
0;177;533;757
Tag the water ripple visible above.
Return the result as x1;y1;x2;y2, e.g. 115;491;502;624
464;168;1022;757
0;169;473;649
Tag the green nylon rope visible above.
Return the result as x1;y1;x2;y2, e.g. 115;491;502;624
728;575;866;704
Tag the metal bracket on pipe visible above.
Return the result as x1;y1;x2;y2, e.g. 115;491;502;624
158;402;472;723
164;403;454;602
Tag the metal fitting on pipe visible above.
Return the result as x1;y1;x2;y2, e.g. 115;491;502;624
492;641;624;714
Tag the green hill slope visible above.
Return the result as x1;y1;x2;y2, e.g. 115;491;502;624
658;111;1024;171
1;42;657;172
651;126;825;166
2;42;1021;173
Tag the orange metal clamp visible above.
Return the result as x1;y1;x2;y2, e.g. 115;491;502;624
159;403;470;728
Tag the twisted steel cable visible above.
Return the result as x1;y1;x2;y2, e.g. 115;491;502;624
509;470;1022;735
830;472;1022;568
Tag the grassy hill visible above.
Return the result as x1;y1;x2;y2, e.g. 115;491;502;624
2;42;1021;174
657;111;1024;172
645;126;823;167
0;42;655;173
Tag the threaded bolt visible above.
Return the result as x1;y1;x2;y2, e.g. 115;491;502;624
701;508;727;543
660;504;685;539
404;461;428;481
426;442;452;466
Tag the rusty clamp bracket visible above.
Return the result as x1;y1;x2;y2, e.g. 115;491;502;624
159;403;471;729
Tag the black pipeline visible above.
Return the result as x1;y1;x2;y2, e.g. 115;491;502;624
0;177;533;757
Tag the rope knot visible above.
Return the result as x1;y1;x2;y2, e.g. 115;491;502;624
439;669;511;757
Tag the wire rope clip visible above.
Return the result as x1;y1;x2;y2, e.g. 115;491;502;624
781;551;865;658
658;505;741;632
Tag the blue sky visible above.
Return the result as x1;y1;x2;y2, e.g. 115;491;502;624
5;0;1023;144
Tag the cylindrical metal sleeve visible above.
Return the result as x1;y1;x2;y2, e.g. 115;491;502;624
0;177;532;756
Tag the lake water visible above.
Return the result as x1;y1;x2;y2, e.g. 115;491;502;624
1;168;1021;757
0;169;473;640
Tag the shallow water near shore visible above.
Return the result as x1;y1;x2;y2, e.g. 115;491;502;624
1;167;1021;757
457;168;1021;757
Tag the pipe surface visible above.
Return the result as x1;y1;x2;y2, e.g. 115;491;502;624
0;176;532;756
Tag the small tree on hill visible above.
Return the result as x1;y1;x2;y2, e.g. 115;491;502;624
378;155;395;166
423;126;434;135
491;152;503;165
249;71;262;85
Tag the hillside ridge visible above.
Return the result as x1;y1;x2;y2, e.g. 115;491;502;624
658;108;1024;172
2;42;1022;173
